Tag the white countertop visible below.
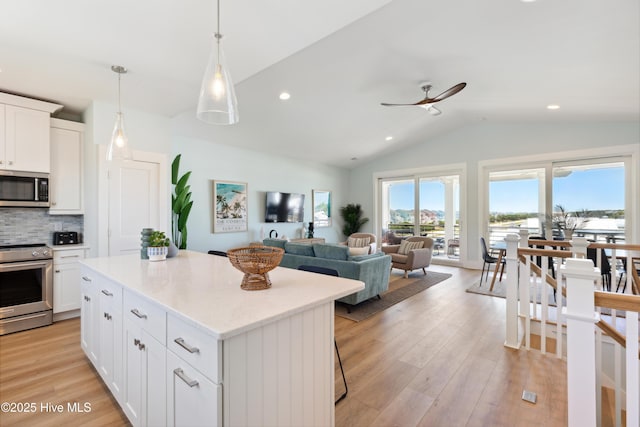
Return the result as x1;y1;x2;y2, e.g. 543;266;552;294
80;250;364;340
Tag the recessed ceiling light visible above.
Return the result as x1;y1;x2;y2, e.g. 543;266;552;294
547;104;560;110
521;0;537;3
385;136;393;141
279;92;290;100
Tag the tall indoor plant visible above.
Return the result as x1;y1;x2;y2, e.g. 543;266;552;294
172;154;193;249
340;203;369;237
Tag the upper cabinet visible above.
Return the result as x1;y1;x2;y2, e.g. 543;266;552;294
0;92;62;173
50;119;84;214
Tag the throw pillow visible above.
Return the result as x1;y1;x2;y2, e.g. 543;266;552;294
347;236;371;248
348;246;369;256
398;240;424;255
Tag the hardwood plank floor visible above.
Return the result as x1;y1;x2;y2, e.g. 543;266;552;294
0;265;569;426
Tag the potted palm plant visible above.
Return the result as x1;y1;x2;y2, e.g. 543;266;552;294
147;231;170;261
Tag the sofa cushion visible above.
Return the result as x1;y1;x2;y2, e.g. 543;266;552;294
263;238;286;249
349;251;385;262
398;240;424;254
348;246;369;256
284;242;315;256
313;244;349;260
347;236;371;248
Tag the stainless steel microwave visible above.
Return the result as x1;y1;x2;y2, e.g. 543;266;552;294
0;171;50;207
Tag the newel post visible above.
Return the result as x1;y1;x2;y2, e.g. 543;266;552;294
561;258;600;427
504;233;520;349
571;236;589;259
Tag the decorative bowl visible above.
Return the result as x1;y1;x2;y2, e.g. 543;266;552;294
227;246;284;290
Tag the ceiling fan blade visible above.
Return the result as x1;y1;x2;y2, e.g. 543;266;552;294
430;82;467;102
381;102;423;107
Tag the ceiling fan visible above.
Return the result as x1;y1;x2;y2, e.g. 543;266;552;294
381;82;467;115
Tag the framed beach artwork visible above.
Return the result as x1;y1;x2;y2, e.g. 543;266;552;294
312;189;331;227
213;180;248;233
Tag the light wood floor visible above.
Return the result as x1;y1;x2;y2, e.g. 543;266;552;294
0;265;569;426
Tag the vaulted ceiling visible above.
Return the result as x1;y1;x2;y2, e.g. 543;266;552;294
1;0;638;168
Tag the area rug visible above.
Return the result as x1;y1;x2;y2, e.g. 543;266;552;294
335;271;452;322
465;277;559;306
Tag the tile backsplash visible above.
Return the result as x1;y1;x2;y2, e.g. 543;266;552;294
0;208;83;245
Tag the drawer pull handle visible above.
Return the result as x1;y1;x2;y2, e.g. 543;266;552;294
174;368;199;387
82;276;91;282
131;308;147;319
84;295;91;302
61;255;80;259
134;338;140;346
174;338;200;354
101;289;113;296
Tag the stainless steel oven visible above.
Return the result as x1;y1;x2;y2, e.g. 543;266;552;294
0;244;53;335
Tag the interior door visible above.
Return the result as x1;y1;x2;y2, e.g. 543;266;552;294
108;159;160;256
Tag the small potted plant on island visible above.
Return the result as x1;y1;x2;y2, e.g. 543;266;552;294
147;231;170;261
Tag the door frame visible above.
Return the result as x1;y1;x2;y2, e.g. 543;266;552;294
373;162;467;267
97;145;169;257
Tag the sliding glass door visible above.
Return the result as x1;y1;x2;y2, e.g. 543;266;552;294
484;156;629;245
379;172;461;262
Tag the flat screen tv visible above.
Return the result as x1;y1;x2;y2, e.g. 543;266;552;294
265;191;305;223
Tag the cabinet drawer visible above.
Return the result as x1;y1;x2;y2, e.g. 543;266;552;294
167;314;221;384
166;350;221;427
124;290;166;345
54;249;85;264
80;268;122;302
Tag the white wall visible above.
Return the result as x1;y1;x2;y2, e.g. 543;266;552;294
172;135;350;253
348;121;640;266
82;101;172;257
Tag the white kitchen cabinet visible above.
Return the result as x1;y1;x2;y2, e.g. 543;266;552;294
123;319;166;427
166;350;221;427
0;93;62;172
53;247;87;317
49;119;84;214
97;276;123;403
122;289;167;427
80;274;99;366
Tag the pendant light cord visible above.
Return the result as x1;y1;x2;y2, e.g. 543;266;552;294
117;72;122;114
215;0;222;65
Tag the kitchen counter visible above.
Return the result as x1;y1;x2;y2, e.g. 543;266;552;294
80;250;364;340
49;243;90;251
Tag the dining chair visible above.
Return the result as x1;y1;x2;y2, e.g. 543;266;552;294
297;265;348;404
586;247;612;291
479;237;504;286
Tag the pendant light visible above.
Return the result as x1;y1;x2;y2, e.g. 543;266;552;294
196;0;239;125
107;65;133;161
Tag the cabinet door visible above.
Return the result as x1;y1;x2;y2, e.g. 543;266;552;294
80;277;99;365
122;320;166;427
166;350;221;427
4;105;50;172
50;126;83;213
0;104;5;167
53;263;81;313
98;294;123;402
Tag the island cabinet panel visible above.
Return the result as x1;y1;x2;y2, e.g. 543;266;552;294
80;276;99;365
97;278;123;402
223;302;334;427
167;313;221;383
166;349;222;427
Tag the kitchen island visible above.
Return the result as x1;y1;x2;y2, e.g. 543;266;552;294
80;250;364;427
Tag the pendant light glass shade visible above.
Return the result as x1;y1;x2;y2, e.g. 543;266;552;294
107;65;133;161
196;0;238;125
107;112;132;160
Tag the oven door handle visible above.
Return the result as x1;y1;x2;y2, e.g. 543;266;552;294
0;260;52;272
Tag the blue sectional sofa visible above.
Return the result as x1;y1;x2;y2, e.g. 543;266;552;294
263;239;391;306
